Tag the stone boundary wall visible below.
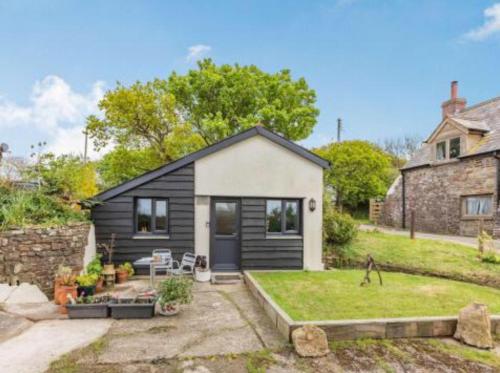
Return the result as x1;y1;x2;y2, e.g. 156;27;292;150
0;223;92;298
244;271;500;341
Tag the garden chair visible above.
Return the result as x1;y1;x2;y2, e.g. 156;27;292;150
150;249;173;286
171;252;196;276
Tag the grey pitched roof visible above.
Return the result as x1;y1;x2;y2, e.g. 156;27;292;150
94;126;330;201
403;96;500;170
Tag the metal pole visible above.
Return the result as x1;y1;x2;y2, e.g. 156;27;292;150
337;118;342;142
410;210;416;240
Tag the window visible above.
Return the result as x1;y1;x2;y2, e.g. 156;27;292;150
266;199;300;235
462;195;492;217
215;202;237;236
436;141;446;161
135;198;168;234
449;137;461;158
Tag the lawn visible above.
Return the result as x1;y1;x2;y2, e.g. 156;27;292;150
341;230;500;288
251;270;500;321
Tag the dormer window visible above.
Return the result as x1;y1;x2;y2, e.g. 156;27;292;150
436;141;446;161
449;137;461;158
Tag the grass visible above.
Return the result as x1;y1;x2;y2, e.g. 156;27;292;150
341;230;500;287
251;270;500;321
47;337;109;373
426;339;500;368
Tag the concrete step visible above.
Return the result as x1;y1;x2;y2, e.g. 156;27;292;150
211;273;243;285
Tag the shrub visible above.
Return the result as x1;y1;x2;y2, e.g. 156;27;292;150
157;277;193;306
0;186;88;230
481;252;500;265
323;207;358;246
86;254;103;277
76;273;99;287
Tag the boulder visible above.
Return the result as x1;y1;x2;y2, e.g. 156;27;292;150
454;302;493;349
291;325;330;357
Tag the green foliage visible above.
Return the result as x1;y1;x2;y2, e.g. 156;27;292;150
169;59;319;144
25;153;98;200
323;203;358;246
157;277;193;306
86;79;205;164
86;254;103;277
316;140;394;209
482;252;500;265
76;273;98;287
0;185;88;230
118;262;135;277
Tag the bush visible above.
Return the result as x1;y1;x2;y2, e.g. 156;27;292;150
157;277;193;306
481;252;500;265
86;254;103;277
0;185;88;230
323;207;358;246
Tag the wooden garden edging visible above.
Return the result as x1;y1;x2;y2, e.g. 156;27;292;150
243;271;500;342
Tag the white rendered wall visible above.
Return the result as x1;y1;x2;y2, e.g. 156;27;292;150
194;135;324;270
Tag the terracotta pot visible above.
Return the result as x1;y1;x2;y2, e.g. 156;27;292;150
116;270;128;284
95;277;104;293
57;285;77;314
53;278;62;304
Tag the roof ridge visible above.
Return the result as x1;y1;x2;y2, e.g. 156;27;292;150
457;95;500;115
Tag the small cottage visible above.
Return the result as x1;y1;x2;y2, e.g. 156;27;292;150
91;126;329;272
381;82;500;237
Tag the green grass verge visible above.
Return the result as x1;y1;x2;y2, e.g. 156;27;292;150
251;270;500;321
341;231;500;287
426;339;500;368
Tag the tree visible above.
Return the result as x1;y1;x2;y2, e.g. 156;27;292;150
380;134;422;169
86;79;205;164
24;153;98;200
168;59;319;144
316;141;393;210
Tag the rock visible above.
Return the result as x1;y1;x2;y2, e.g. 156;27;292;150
454;302;493;349
4;283;49;304
291;325;330;357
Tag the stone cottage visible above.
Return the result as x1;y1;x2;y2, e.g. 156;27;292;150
381;81;500;237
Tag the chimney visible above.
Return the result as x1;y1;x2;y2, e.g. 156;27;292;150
441;81;466;118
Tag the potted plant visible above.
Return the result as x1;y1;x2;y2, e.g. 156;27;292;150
86;254;104;293
109;295;156;319
66;294;110;319
54;264;72;304
76;273;99;297
116;262;134;284
56;270;77;314
157;277;193;316
98;233;116;287
194;255;211;282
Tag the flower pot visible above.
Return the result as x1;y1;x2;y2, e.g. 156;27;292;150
54;278;62;304
77;285;96;297
66;303;109;319
95;277;104;293
195;268;211;282
109;297;156;319
115;270;128;284
56;285;77;314
157;302;180;316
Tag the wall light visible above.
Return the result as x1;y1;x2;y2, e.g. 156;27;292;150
309;198;316;212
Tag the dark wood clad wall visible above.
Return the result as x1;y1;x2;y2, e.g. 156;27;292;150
240;198;303;269
91;163;194;264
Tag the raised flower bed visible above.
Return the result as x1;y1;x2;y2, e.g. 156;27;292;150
109;297;156;319
66;295;110;319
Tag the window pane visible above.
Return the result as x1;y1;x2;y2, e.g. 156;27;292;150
155;200;167;231
266;200;282;233
137;198;152;232
285;201;299;232
465;196;492;216
436;142;446;160
215;202;237;235
450;138;460;158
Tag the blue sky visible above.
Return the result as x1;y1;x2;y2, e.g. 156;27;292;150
1;0;500;157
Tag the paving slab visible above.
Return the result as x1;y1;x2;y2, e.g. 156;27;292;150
0;311;33;343
4;283;48;304
3;302;66;321
0;284;15;302
0;319;112;373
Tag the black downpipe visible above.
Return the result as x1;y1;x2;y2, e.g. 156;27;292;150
401;171;406;229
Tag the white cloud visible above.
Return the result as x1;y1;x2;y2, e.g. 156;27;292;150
0;75;106;158
186;44;211;62
464;3;500;41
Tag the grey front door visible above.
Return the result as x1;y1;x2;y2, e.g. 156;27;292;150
211;198;241;271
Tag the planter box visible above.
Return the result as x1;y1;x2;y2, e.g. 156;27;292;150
66;303;109;319
109;298;156;319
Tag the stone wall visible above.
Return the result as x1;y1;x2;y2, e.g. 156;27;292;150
0;223;91;298
381;155;498;237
